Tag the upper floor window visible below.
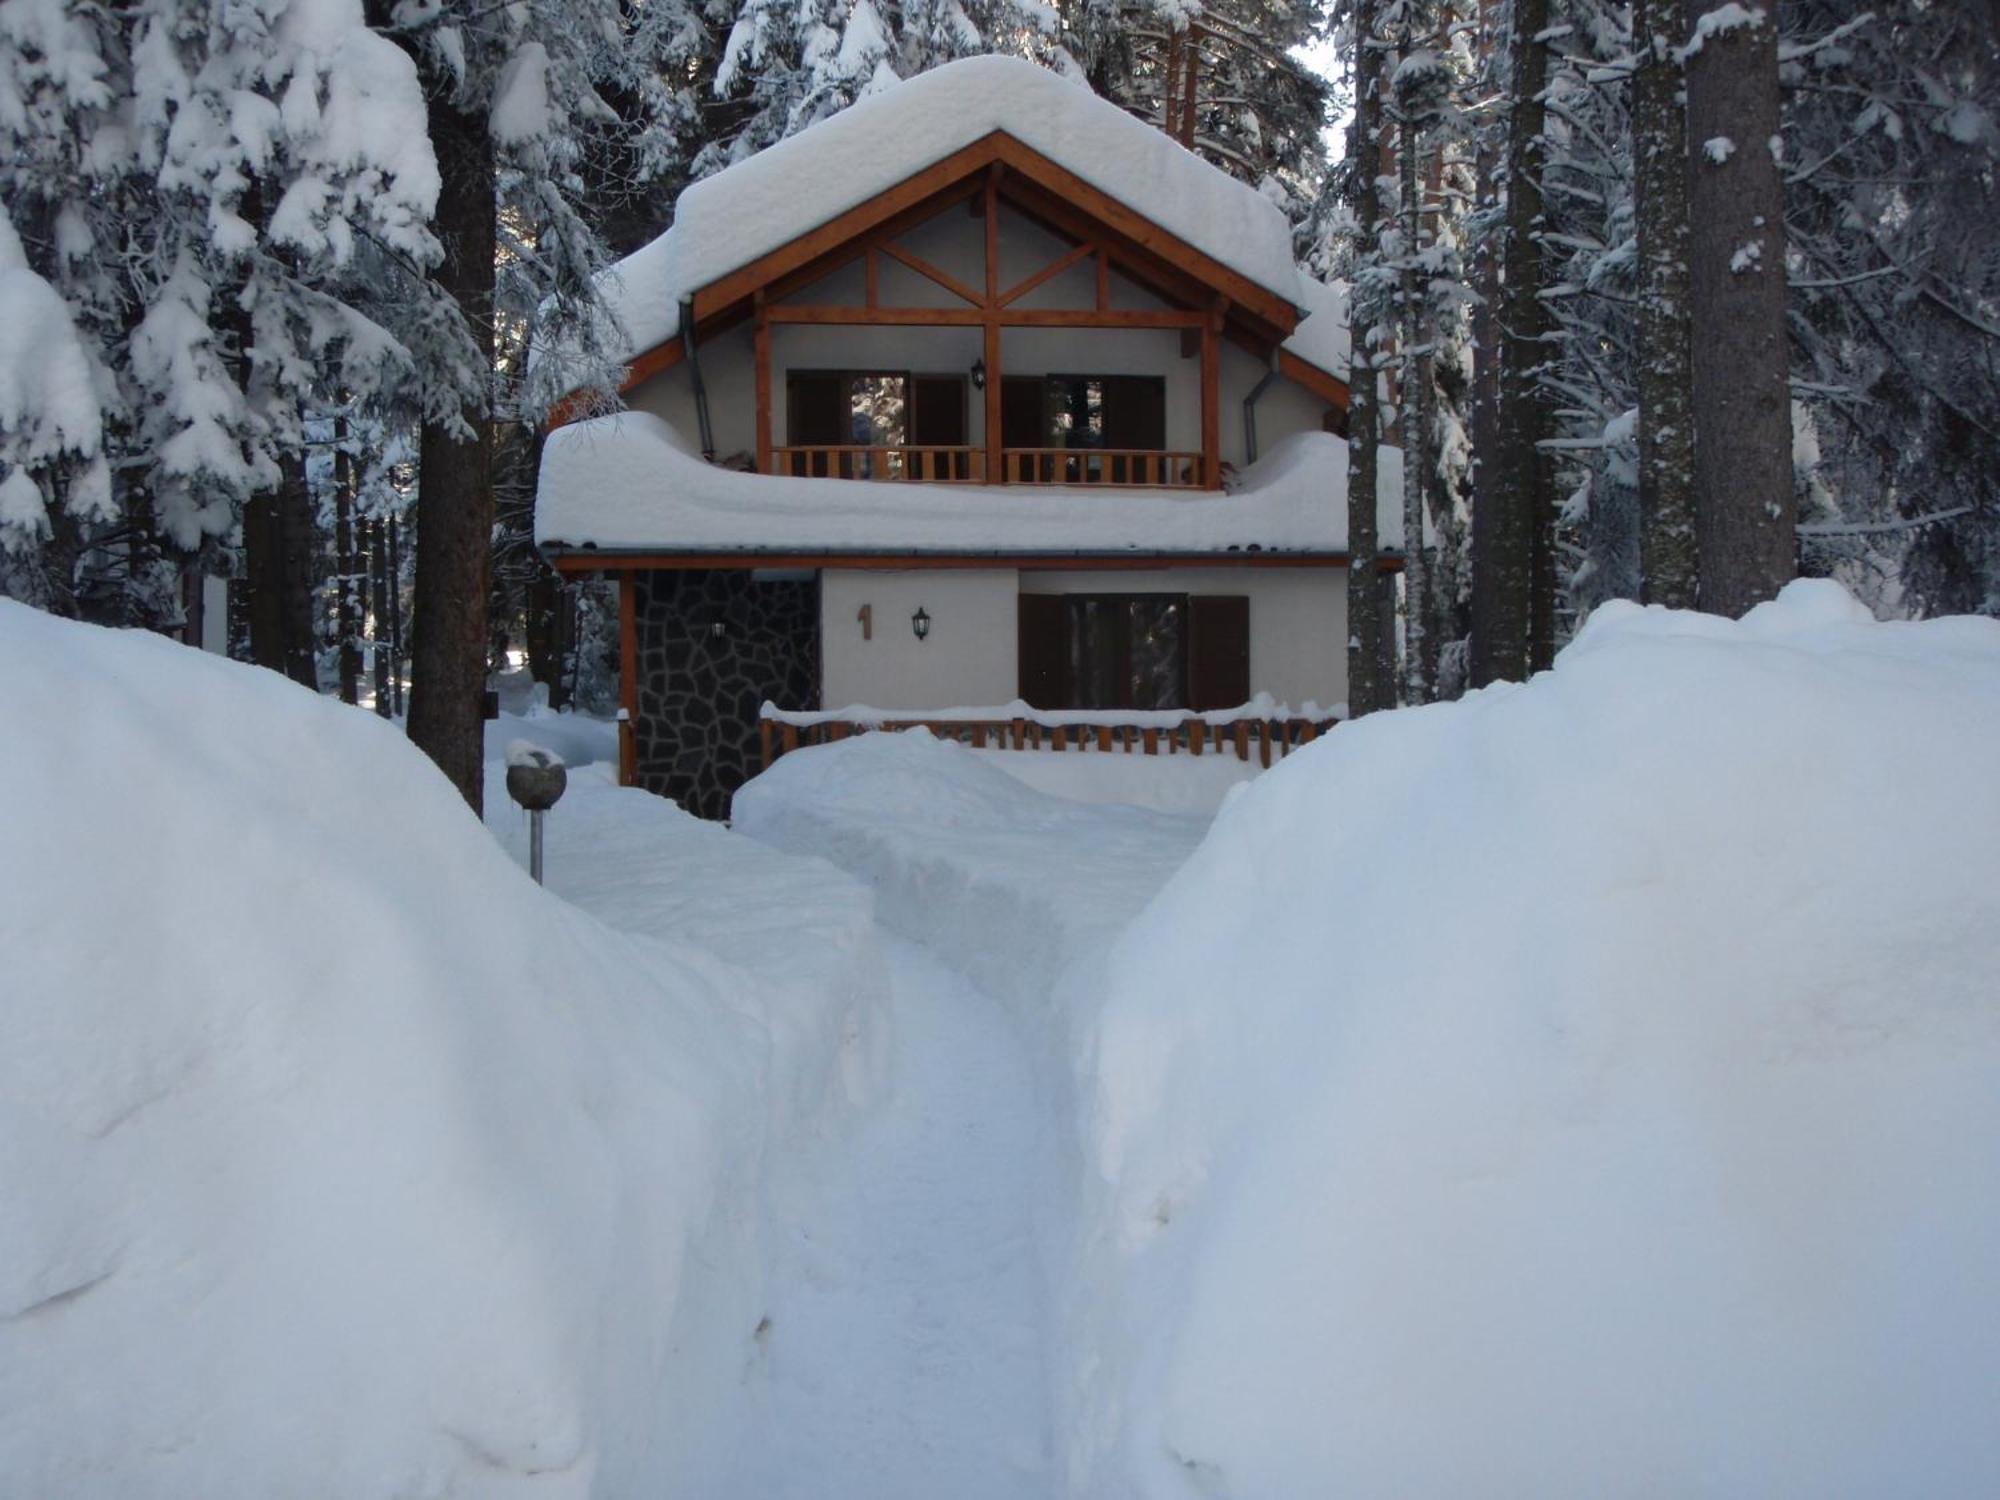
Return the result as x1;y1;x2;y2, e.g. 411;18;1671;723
784;370;969;478
1002;375;1166;452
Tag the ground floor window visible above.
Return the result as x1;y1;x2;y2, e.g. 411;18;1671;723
1019;592;1249;711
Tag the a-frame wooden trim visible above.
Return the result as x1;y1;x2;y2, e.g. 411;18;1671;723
691;136;1005;322
692;131;1298;335
997;240;1096;307
545;129;1358;434
876;239;984;307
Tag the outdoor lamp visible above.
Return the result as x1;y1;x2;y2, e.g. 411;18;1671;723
911;606;932;641
970;358;986;390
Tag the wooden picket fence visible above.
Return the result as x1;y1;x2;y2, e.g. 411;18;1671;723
758;712;1337;771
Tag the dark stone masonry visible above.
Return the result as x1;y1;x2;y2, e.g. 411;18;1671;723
632;570;819;820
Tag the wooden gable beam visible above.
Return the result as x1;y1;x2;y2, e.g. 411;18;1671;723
690;138;1002;322
1277;348;1351;412
876;239;985;307
984;134;1298;333
997;240;1096;308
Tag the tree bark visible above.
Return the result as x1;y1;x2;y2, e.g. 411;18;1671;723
1344;9;1387;719
388;510;407;718
1397;105;1434;704
370;514;392;718
1470;0;1551;685
1470;0;1502;659
1684;0;1794;615
404;85;496;811
333;432;362;704
244;450;317;688
1634;0;1698;606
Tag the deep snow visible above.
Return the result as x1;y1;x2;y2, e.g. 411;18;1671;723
735;580;2000;1498
0;601;884;1499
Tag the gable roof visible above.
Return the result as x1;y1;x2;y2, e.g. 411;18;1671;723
579;57;1314;376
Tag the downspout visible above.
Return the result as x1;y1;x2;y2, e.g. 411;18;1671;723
680;296;715;462
1242;348;1282;465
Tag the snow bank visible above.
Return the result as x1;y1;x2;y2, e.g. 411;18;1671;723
578;56;1305;372
1075;581;2000;1495
539;415;1403;556
0;602;881;1498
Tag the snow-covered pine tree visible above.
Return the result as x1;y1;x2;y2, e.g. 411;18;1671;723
367;0;701;809
1531;0;1641;620
1781;3;1999;618
0;0;141;619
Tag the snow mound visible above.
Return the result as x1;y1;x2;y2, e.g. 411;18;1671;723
1076;580;2000;1495
539;415;1403;555
0;602;876;1498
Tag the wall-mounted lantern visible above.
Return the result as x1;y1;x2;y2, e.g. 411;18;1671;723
911;605;932;642
970;357;986;391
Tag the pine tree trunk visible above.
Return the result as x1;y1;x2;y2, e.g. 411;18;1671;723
1470;0;1502;657
1344;10;1386;720
370;515;392;718
405;87;496;811
1684;0;1794;615
1398;110;1433;705
334;436;362;705
388;512;407;718
1634;0;1698;606
1470;0;1550;685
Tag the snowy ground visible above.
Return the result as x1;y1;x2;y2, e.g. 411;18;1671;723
9;583;1996;1499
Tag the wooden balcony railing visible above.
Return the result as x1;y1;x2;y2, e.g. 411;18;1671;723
1000;448;1202;487
775;445;985;482
768;445;1204;487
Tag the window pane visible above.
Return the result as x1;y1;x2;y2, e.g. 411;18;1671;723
846;375;908;448
1127;598;1186;710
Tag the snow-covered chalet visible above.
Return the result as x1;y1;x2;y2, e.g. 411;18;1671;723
538;56;1394;818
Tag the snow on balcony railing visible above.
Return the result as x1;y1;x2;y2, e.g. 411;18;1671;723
758;696;1345;768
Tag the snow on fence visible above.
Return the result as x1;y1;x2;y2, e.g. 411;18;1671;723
758;698;1342;769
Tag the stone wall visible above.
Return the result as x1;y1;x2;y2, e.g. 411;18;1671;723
633;570;819;819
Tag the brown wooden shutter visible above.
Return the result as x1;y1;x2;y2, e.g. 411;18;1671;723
1187;595;1250;710
911;376;967;446
787;373;844;446
1102;376;1167;451
1017;593;1070;707
1001;376;1044;449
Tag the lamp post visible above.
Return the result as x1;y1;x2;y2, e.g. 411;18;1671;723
505;744;567;885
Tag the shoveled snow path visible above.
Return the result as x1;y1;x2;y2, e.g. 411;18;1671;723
719;933;1059;1499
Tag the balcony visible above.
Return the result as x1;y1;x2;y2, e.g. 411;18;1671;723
770;444;1204;488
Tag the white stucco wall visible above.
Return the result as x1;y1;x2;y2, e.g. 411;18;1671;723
618;197;1338;463
1018;567;1348;709
820;569;1019;709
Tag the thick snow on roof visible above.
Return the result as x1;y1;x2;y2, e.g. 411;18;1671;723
537;411;1403;557
589;57;1308;369
1282;276;1352;379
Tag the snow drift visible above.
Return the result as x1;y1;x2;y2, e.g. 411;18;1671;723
1076;581;2000;1496
0;602;879;1498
